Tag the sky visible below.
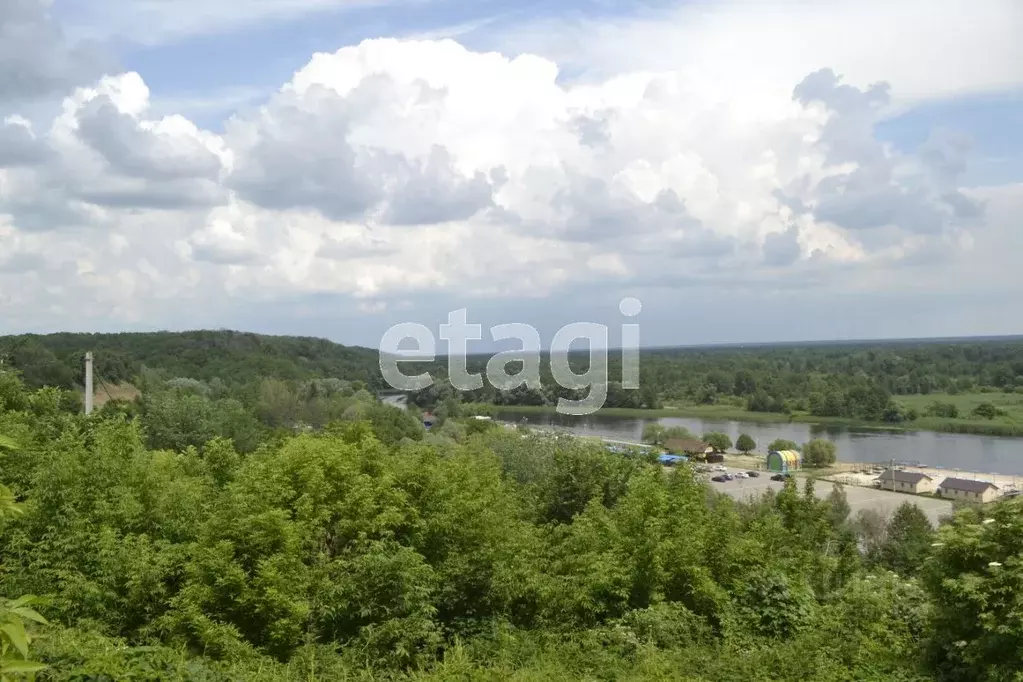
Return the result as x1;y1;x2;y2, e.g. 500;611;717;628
1;0;1021;353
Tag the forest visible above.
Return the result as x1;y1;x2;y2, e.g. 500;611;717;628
1;364;1021;681
4;331;1023;435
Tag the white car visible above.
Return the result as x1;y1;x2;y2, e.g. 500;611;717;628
733;472;747;479
713;465;727;472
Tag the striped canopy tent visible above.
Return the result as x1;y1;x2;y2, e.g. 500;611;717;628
766;449;801;473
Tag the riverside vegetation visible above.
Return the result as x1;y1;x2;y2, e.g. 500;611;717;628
1;366;1022;680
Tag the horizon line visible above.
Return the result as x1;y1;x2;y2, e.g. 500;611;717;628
5;329;1023;357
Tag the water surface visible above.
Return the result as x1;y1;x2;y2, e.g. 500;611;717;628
494;410;1023;477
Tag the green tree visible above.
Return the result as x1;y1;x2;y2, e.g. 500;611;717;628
853;508;889;558
768;438;799;452
802;439;837;468
256;378;302;427
139;390;217;451
923;499;1023;679
464;417;499;437
925;401;959;418
874;502;933;576
735;433;756;454
971;401;999;419
662;426;696;442
702;432;732;453
826;483;851;528
365;403;425;446
0;435;48;680
641;423;666;445
435;420;468;443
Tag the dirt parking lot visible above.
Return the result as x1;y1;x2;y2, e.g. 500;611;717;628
705;467;955;526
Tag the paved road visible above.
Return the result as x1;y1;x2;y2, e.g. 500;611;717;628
703;467;955;527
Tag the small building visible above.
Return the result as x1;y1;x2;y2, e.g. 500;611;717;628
706;453;725;464
876;469;936;494
664;438;714;458
937;477;1001;503
766;449;801;473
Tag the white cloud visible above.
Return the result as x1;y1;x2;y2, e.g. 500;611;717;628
492;0;1023;108
0;22;1020;335
0;0;109;103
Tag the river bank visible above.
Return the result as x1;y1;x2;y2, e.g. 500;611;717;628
483;406;1023;476
501;422;1022;500
817;462;1023;493
465;402;1023;437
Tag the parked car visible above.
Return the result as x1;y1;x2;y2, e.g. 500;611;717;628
723;473;734;481
713;465;727;472
733;472;747;479
711;475;726;483
746;471;760;478
770;474;788;482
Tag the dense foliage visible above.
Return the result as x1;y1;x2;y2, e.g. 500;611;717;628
1;369;1020;680
0;331;383;390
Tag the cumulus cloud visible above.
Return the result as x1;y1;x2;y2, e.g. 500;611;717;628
226;84;382;220
0;117;48;167
775;68;986;253
382;145;496;225
75;96;223;180
0;32;1017;336
0;0;108;102
3;72;229;218
493;0;1023;107
762;225;802;266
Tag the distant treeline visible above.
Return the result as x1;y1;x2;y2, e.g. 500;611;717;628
3;331;1023;425
410;341;1023;424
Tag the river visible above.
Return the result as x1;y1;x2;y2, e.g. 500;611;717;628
492;410;1023;476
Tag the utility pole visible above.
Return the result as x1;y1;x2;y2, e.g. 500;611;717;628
84;352;94;416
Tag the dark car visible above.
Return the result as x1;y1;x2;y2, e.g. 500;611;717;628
770;474;788;482
723;473;734;481
746;471;760;478
711;475;726;482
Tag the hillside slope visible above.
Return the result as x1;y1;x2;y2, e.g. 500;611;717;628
0;330;385;389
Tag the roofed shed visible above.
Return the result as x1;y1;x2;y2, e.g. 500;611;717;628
664;439;713;457
876;469;935;494
937;477;1000;503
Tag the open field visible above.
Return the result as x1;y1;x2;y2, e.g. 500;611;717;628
897;392;1023;433
707;466;955;526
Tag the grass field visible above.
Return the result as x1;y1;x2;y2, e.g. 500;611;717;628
897;392;1023;436
898;392;1023;421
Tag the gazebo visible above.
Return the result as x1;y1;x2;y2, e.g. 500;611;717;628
766;449;802;473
